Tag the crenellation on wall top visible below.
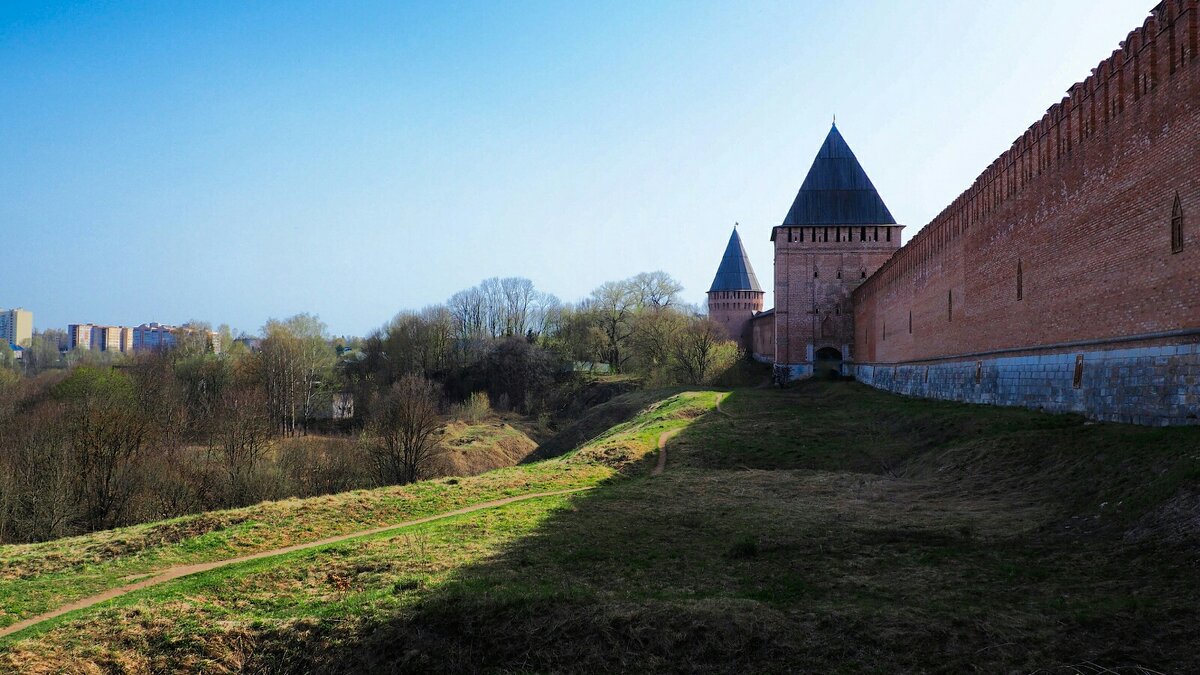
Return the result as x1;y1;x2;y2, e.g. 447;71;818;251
857;0;1196;299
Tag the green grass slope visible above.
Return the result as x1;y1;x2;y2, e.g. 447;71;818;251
3;383;1199;673
527;387;692;461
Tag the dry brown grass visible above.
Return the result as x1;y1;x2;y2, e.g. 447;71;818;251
428;420;537;478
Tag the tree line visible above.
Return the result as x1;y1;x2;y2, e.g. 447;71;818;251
0;271;740;543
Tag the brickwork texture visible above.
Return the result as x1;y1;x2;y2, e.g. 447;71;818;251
720;2;1197;423
847;1;1200;425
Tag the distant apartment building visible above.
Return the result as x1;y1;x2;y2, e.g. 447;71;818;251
92;325;116;352
0;308;33;347
86;325;133;353
68;324;130;353
65;321;221;355
133;323;222;354
132;323;175;351
67;324;93;351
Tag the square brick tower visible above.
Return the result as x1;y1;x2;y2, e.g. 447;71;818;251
772;124;902;379
707;226;765;348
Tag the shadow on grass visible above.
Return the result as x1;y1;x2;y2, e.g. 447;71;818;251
523;388;691;462
233;382;1200;673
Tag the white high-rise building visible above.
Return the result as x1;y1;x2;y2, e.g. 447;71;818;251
0;308;33;347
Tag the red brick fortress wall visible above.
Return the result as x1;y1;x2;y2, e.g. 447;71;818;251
852;1;1200;425
750;310;775;363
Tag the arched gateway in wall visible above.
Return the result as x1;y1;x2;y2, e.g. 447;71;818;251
814;346;843;378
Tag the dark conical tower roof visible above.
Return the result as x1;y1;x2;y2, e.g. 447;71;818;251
708;227;762;293
782;124;896;226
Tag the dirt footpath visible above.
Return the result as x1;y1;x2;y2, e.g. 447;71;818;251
0;487;592;641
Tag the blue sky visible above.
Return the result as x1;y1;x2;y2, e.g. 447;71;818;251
2;1;1155;336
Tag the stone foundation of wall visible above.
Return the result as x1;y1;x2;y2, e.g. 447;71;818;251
774;363;814;383
853;342;1200;426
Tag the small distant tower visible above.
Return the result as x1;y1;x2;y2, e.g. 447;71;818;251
707;225;765;348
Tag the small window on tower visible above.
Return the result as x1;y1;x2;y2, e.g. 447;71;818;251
836;270;842;279
813;269;819;278
860;227;866;241
948;290;953;321
908;311;912;333
886;228;892;242
1017;259;1023;300
1172;193;1184;253
861;270;867;279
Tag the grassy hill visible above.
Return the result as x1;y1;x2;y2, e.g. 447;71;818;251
2;383;1198;673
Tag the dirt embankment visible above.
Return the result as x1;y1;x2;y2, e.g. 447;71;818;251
429;421;538;478
530;389;678;462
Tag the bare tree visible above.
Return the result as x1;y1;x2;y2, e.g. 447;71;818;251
260;324;300;435
259;314;335;435
546;304;607;366
630;271;683;310
294;315;335;430
529;292;562;339
57;367;157;532
0;344;17;376
480;277;506;338
587;280;639;371
500;277;535;337
0;402;77;542
448;286;487;340
631;306;687;374
447;277;555;342
673;317;732;384
483;337;556;414
420;305;455;372
366;374;443;485
383;307;455;379
213;384;272;505
22;331;65;375
171;351;229;439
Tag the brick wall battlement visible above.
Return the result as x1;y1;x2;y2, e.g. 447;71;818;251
853;1;1200;369
859;1;1197;303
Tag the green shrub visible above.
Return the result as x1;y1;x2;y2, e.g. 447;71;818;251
451;391;491;423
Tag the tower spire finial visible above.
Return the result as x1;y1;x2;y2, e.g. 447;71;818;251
832;114;837;127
